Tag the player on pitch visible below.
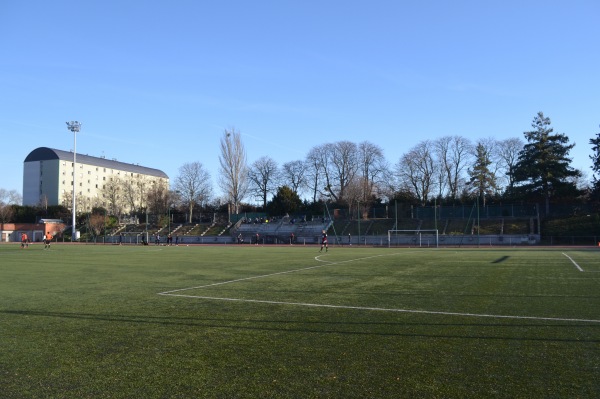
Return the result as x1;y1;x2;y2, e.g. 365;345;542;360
319;229;328;252
21;232;29;249
44;231;53;249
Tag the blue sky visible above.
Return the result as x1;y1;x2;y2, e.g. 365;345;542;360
1;1;599;201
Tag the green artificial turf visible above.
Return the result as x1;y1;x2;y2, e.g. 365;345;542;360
0;243;599;398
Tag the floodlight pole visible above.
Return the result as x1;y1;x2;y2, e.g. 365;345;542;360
66;121;81;241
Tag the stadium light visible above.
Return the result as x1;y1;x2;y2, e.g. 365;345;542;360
66;121;81;241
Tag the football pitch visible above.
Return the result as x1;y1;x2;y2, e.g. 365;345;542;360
1;244;599;398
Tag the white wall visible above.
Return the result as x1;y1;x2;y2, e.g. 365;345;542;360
22;161;41;206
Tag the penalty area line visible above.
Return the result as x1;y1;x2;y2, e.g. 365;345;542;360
159;252;403;295
157;293;600;324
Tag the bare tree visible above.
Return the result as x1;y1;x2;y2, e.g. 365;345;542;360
0;189;22;206
218;128;249;215
87;213;106;237
434;136;472;201
122;176;139;215
305;144;331;202
248;156;279;208
79;195;100;215
328;141;359;203
61;191;72;210
0;204;13;224
147;180;170;216
344;176;367;219
101;176;125;217
0;188;19;223
174;162;213;223
497;137;524;194
59;187;99;216
357;141;387;205
281;160;307;195
136;176;150;214
395;141;437;205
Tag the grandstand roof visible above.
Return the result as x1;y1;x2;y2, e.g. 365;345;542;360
24;147;168;179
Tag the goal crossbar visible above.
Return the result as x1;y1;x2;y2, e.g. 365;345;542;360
388;229;439;248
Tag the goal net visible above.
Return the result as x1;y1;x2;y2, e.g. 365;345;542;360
388;229;439;248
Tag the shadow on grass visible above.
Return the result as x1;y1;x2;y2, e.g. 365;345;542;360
2;309;599;343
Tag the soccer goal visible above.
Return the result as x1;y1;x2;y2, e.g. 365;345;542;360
388;229;439;248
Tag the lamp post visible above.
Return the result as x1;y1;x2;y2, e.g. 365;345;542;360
66;121;81;241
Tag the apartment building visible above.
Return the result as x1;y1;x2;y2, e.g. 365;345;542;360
23;147;169;212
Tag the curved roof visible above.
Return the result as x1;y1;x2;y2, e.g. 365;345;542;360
24;147;168;179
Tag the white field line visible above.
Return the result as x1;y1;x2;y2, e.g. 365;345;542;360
158;253;398;295
158;293;600;324
562;252;584;272
158;252;600;324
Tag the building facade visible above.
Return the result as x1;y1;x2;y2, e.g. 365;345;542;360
23;147;169;214
0;220;67;243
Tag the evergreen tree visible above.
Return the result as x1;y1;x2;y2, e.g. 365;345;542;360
512;112;580;215
588;130;600;205
266;186;302;216
468;142;497;206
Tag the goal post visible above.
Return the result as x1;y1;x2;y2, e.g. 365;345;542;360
388;229;439;248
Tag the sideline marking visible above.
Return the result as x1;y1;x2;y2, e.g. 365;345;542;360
562;252;584;272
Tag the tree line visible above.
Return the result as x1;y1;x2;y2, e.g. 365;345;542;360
208;111;596;220
2;111;600;226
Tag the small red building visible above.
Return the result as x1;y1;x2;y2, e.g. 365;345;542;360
0;219;67;243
